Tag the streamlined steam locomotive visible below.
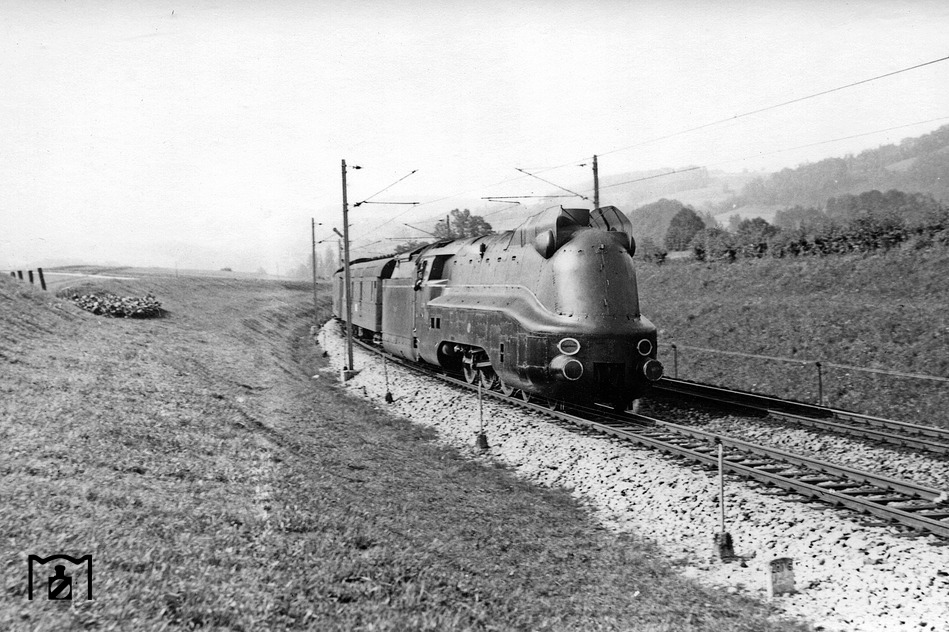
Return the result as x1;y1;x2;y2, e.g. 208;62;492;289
332;205;663;410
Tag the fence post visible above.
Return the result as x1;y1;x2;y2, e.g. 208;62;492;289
9;271;14;278
17;271;23;280
671;343;679;379
815;362;823;406
37;268;47;291
28;270;34;284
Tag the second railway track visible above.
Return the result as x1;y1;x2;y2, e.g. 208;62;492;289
653;377;949;455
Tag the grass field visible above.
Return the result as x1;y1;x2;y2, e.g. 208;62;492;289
638;248;949;426
0;270;806;631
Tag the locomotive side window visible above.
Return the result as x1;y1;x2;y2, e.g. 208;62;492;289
428;255;450;280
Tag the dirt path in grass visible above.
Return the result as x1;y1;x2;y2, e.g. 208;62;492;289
0;272;806;631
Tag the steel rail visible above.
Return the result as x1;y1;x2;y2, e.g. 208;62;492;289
348;337;949;538
655;377;949;454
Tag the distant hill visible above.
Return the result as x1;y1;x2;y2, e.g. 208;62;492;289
716;124;949;212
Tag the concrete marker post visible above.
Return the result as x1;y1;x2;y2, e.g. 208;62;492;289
768;557;796;598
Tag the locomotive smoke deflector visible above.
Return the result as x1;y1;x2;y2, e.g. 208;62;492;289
590;205;636;256
521;206;636;259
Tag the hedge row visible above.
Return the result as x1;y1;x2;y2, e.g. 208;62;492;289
689;215;949;262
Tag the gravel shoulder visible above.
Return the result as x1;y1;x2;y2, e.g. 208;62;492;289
320;322;949;632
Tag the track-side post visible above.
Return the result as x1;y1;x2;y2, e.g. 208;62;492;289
815;361;824;407
339;159;358;381
37;268;46;291
476;380;489;451
384;356;393;403
714;437;735;560
311;218;319;325
671;343;678;379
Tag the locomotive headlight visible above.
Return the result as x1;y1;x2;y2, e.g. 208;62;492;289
550;354;584;381
636;339;653;356
642;359;663;381
558;337;581;355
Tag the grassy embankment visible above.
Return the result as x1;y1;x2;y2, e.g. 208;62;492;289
638;248;949;426
0;270;805;631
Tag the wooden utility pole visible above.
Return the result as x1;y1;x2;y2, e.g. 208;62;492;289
593;154;600;210
341;159;355;375
311;218;319;323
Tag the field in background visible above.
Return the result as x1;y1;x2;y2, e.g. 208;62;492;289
0;270;803;631
638;249;949;426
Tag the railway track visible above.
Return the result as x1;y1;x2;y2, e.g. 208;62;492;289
654;377;949;455
351;338;949;539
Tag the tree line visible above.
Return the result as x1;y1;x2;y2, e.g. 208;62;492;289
393;208;494;254
641;189;949;264
287;208;495;278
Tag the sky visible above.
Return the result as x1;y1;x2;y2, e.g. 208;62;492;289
2;0;948;272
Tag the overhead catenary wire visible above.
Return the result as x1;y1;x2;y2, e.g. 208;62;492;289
353;169;419;207
596;115;949;192
514;168;589;201
357;53;949;237
541;52;949;174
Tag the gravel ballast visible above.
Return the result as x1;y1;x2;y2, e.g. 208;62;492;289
318;322;949;631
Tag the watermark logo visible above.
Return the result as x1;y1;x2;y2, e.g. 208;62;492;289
27;554;93;601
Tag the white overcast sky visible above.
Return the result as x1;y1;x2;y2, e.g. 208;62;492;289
2;0;948;272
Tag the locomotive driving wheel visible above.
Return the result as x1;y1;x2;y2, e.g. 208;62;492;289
462;362;478;384
519;390;532;403
479;367;499;390
499;379;515;396
544;397;564;411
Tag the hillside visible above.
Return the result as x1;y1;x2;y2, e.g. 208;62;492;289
636;249;949;425
718;124;949;212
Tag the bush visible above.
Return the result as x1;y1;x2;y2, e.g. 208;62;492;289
70;293;164;318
